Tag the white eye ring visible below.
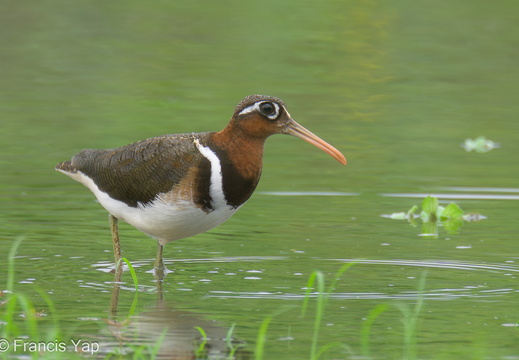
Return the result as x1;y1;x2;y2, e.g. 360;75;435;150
238;101;281;120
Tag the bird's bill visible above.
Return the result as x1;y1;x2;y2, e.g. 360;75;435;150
285;120;347;165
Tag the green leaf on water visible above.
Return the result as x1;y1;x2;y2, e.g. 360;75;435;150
388;205;419;220
422;196;438;213
462;136;500;153
420;221;438;238
440;202;464;220
443;218;464;234
420;196;439;222
389;212;408;220
437;205;445;216
384;196;484;236
407;205;419;218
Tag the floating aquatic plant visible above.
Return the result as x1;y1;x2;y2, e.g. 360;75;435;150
383;196;486;237
462;136;500;152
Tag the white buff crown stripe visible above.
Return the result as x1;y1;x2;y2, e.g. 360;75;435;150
238;101;281;120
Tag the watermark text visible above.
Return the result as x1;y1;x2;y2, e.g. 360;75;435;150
0;338;99;355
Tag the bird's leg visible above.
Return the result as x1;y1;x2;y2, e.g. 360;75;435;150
110;258;123;318
154;244;165;301
153;243;171;282
154;243;165;271
109;214;122;270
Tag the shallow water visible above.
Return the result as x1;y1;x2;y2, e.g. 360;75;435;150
1;0;519;359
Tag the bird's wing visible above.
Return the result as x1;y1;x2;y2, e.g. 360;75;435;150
57;133;211;207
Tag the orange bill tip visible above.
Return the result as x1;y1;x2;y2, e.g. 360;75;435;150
286;120;347;165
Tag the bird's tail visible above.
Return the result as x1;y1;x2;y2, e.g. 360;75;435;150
55;161;77;173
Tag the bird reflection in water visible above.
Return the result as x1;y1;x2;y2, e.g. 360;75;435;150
90;266;252;359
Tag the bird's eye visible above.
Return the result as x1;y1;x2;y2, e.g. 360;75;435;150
259;102;276;117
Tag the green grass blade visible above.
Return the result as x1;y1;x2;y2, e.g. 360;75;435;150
35;288;61;340
120;258;139;317
7;236;24;293
315;342;353;359
301;271;318;317
225;323;246;358
301;266;356;360
361;303;388;357
225;323;235;349
194;326;208;357
15;293;39;344
255;315;273;360
310;271;326;360
120;257;139;292
2;238;26;342
148;327;168;359
3;293;19;339
396;271;427;360
326;262;356;299
255;306;293;360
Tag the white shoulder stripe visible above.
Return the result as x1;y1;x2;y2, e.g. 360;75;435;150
194;139;228;209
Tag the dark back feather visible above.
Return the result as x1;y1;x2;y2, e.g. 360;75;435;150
66;133;211;207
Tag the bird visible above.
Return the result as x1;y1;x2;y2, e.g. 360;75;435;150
56;94;347;273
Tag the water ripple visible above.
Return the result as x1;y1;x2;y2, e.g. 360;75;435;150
329;258;519;273
206;288;519;301
206;258;519;301
380;192;519;200
91;256;287;272
258;191;359;196
436;187;519;193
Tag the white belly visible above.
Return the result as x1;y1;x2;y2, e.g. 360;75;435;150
59;170;238;245
106;195;238;245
